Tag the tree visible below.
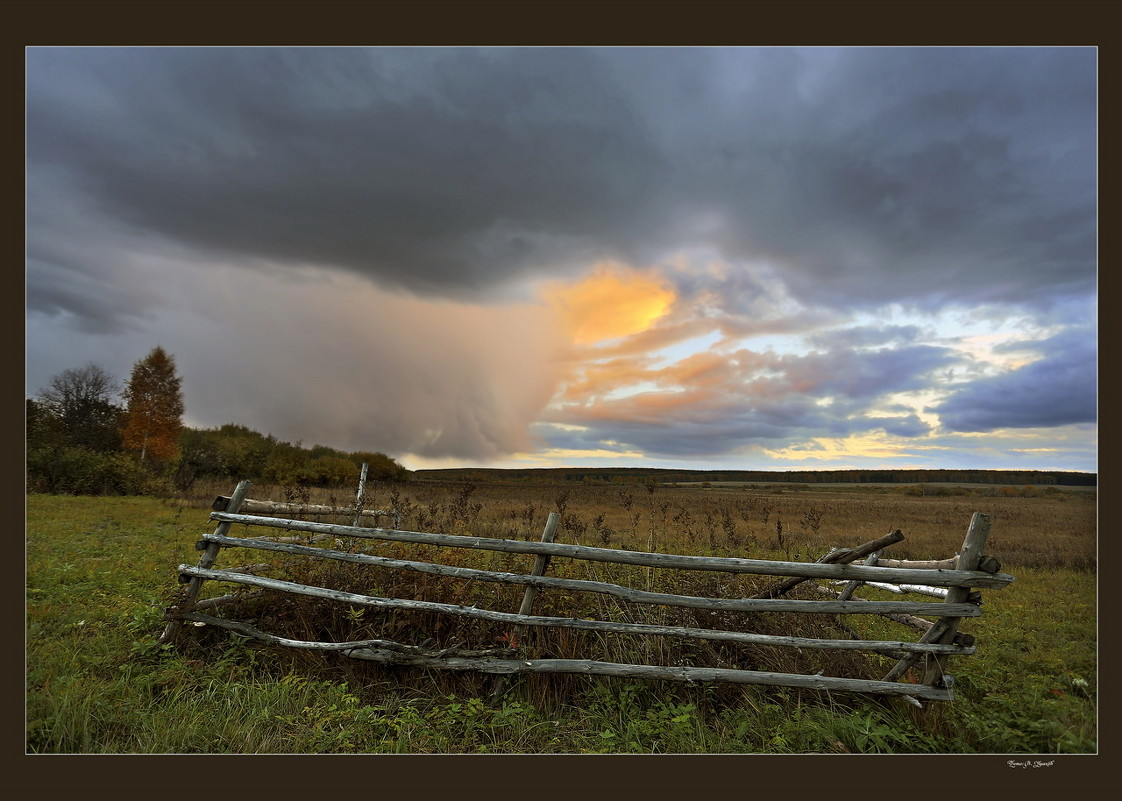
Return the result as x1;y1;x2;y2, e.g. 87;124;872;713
348;450;411;481
120;347;184;465
33;363;122;452
172;428;224;491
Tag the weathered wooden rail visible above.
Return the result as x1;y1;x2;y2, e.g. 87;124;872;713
161;479;1014;703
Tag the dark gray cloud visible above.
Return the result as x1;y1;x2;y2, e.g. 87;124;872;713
25;172;171;335
28;46;1096;330
867;414;932;439
25;47;1097;469
547;398;895;460
27;47;663;311
932;327;1097;432
774;344;953;402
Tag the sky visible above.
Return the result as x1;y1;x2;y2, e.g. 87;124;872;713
24;46;1098;473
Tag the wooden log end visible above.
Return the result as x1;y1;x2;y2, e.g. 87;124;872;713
976;555;1002;574
212;496;231;512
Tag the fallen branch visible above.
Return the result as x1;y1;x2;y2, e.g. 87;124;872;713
865;556;957;570
812;585;975;647
225;563;273;575
191;590;263;611
177;565;979;654
833;580;949;599
344;649;955;701
178;612;515;658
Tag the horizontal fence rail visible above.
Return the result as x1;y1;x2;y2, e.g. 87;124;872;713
229;497;400;526
179;565;978;655
208;511;1015;589
340;651;957;701
163;480;1013;702
197;534;981;618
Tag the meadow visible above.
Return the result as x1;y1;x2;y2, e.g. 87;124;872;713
26;477;1097;753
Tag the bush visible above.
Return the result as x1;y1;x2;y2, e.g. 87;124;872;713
26;446;158;495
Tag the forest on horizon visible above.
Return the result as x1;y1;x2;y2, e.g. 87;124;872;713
413;466;1097;487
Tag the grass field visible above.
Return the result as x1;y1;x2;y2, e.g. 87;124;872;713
25;478;1097;753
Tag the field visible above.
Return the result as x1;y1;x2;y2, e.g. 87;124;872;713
26;477;1097;754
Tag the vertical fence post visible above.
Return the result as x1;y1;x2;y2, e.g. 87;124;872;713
353;463;369;527
159;480;253;644
883;513;991;686
514;511;562;645
837;551;881;601
491;512;561;700
920;512;991;687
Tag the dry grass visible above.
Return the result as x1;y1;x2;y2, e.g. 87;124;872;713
175;475;1096;571
167;475;1095;710
29;478;1097;753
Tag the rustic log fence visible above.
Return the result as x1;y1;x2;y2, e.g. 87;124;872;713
161;478;1014;703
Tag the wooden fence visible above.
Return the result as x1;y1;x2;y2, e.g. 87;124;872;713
161;478;1015;703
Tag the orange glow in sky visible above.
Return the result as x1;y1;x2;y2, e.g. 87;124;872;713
545;263;676;346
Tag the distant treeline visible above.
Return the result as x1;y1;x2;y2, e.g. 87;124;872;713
174;424;410;490
27;412;409;496
415;467;1097;487
27;353;410;496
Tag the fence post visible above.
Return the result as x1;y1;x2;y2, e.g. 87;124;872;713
159;479;253;644
491;511;561;700
514;511;562;644
920;512;991;686
353;463;369;527
837;551;881;601
882;513;991;686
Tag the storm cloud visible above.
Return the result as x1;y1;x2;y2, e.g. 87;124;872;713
28;48;1095;312
25;47;1097;470
933;327;1097;433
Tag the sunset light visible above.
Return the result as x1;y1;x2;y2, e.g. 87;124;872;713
26;46;1096;474
545;263;676;346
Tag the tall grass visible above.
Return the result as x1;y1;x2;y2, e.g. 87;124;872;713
26;480;1096;753
172;476;1095;570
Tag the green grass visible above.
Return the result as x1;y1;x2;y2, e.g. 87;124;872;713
25;492;1096;753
